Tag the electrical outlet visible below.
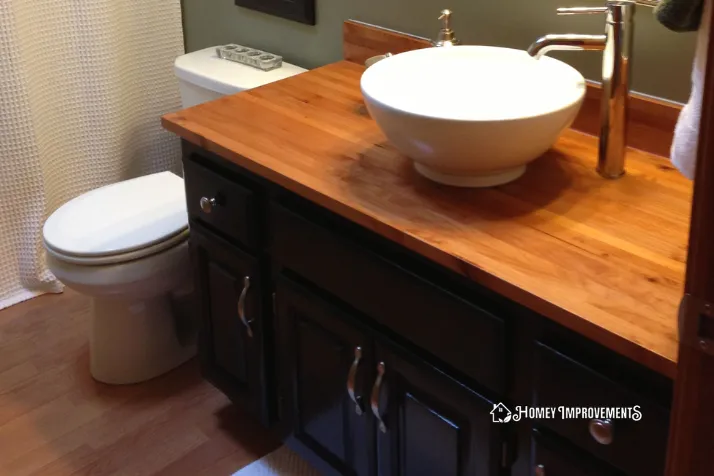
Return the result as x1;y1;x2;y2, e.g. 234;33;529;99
235;0;316;25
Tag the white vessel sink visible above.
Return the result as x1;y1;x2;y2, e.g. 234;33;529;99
361;46;586;187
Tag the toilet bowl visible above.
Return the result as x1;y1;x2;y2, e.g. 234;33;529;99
42;46;307;385
43;172;195;384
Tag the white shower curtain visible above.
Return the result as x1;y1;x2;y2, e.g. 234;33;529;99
0;0;185;309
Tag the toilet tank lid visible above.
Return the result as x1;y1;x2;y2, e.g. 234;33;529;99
43;172;188;258
174;47;307;96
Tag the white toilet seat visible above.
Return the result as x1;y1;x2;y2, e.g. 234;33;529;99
47;238;189;298
43;171;188;260
44;228;190;266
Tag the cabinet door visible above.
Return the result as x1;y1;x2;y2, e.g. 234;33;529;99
373;342;502;476
276;276;374;476
532;430;624;476
190;223;267;420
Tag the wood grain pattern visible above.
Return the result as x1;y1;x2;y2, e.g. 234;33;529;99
665;1;714;473
343;20;432;65
0;289;278;476
162;61;691;378
343;19;682;158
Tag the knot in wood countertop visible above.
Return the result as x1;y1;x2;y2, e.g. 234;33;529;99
163;60;692;378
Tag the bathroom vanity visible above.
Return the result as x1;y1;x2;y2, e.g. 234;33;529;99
163;24;692;476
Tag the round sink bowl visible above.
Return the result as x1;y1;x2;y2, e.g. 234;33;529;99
361;46;586;187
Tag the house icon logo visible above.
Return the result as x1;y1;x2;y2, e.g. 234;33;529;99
491;403;513;423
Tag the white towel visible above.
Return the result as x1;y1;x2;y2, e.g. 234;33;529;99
671;0;712;179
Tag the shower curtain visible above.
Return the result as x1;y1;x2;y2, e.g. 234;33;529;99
0;0;185;309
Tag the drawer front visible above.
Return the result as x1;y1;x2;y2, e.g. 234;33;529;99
532;430;622;476
270;202;506;393
184;157;258;249
534;343;669;476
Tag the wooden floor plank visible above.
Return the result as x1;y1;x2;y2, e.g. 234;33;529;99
0;290;276;476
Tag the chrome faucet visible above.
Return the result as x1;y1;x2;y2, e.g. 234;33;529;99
528;0;635;179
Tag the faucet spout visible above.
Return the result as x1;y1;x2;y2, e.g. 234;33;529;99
527;34;607;59
527;0;634;178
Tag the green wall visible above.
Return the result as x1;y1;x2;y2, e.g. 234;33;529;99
182;0;696;102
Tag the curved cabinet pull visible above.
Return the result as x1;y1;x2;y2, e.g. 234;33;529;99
588;418;614;445
200;196;218;214
347;347;363;415
237;276;254;338
371;361;387;433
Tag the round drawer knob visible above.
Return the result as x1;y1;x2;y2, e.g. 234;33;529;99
589;418;614;445
200;197;218;214
535;464;546;476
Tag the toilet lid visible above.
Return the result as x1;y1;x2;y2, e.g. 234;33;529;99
43;172;188;258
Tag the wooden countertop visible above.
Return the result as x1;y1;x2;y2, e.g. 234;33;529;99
163;60;692;378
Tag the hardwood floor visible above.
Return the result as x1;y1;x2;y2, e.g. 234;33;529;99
0;290;278;476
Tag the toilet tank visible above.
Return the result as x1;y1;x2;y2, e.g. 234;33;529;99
174;47;307;108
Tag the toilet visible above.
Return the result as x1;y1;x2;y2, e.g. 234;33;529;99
43;47;306;385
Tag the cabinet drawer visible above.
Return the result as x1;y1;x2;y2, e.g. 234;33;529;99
270;202;506;393
184;157;258;249
534;343;669;476
532;430;622;476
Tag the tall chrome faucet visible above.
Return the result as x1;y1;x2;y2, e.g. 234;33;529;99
528;0;635;179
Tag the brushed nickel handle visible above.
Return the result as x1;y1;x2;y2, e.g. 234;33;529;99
237;276;254;338
371;362;387;433
347;347;364;415
200;196;218;214
557;0;637;16
589;418;614;445
535;464;546;476
557;6;608;15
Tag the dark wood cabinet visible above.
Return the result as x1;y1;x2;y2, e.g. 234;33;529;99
374;342;502;476
269;202;507;394
276;276;374;476
276;275;504;476
533;343;669;476
182;141;672;476
532;430;624;476
190;222;269;422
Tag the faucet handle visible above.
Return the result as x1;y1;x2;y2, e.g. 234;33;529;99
433;9;460;47
557;6;609;15
557;1;635;21
439;9;453;29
